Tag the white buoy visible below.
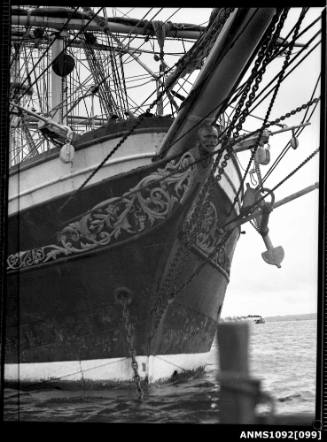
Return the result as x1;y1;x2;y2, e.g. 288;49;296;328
59;143;75;163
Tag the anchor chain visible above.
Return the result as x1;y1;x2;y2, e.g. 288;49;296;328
147;9;312;348
267;98;320;128
121;298;144;399
230;10;286;141
155;11;288;317
223;145;319;240
250;9;306;194
150;10;285;327
185;9;286;239
149;227;234;346
228;9;304;215
150;138;239;342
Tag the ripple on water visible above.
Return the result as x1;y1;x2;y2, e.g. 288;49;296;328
3;320;316;423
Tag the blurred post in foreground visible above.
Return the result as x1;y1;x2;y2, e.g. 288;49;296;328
217;321;316;425
217;321;261;424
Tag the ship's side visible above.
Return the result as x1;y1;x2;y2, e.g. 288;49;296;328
5;117;242;384
5;7;281;385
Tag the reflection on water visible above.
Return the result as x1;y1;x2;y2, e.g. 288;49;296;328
3;319;316;423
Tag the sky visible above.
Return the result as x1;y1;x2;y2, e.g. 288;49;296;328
221;8;321;317
115;7;322;317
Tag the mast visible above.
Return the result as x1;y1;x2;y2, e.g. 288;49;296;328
11;8;206;40
51;32;67;124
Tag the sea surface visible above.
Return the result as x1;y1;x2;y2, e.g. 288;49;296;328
3;319;316;423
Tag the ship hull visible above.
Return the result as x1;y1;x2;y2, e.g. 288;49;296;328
5;120;241;384
4;352;215;385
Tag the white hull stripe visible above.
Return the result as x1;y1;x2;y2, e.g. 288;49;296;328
8;153;155;204
4;351;217;384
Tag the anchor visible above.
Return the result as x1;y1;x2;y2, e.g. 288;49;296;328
258;197;285;268
241;185;285;268
261;231;284;268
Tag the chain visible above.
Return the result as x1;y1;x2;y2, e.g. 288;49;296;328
183;10;284;245
149;224;234;346
146;96;319;347
59;6;204;215
229;98;319;149
230;11;283;140
152;10;293;323
250;8;305;192
166;8;235;90
263;9;303;124
61;8;284;219
228;9;301;215
86;8;315;360
270;147;319;194
121;299;144;399
227;10;290;193
217;10;285;167
223;146;319;230
156;8;235;161
266;97;320;128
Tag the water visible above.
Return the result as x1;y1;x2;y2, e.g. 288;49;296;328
3;319;316;423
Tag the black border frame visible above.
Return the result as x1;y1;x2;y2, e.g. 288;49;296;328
0;2;326;437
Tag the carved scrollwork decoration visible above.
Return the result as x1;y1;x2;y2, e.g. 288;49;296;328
59;151;196;251
6;244;72;270
7;151;196;271
190;201;227;270
196;202;218;251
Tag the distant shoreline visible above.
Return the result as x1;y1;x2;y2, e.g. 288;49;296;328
264;313;317;322
221;313;317;322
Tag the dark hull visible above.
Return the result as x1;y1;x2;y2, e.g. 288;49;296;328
5;126;241;380
6;189;238;362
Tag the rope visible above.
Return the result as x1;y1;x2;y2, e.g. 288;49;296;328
83;35;119;116
252;8;307;191
20;9;316;223
13;7;82;100
56;99;319;249
118;8;164;65
249;30;321;114
225;12;321;121
13;8;108;128
247;11;321;113
158;9;278;162
57;8;257;213
165;8;235;90
226;9;290;215
223;146;319;230
261;73;321;185
146;10;283;119
56;85;319;220
57;70;175;214
10;100;319;330
299;73;321;125
152;355;188;372
115;7;154;51
104;23;126;116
